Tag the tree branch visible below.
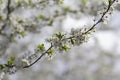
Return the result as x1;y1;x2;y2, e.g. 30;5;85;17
84;0;116;34
0;0;11;34
22;0;117;69
23;43;53;68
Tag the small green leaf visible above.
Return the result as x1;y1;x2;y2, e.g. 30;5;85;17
62;45;70;51
18;20;24;23
28;0;32;4
20;31;26;37
38;14;45;19
0;15;2;20
108;0;112;4
48;18;54;26
8;57;15;65
70;38;75;45
81;0;87;5
58;0;64;5
0;0;3;4
0;64;4;69
55;10;59;14
17;0;22;6
56;32;64;39
37;44;45;51
64;6;70;11
47;48;54;56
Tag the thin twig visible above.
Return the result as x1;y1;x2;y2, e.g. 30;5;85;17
62;0;116;41
0;0;11;34
23;43;53;68
84;0;116;34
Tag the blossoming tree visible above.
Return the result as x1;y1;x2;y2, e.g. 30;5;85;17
0;0;119;79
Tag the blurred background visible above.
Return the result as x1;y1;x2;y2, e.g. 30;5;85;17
0;0;120;80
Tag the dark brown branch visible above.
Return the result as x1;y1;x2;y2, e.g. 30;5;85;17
23;43;53;68
84;0;116;34
6;0;11;20
0;0;11;34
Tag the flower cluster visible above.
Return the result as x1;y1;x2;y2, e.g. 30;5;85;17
46;27;90;54
0;57;17;74
69;28;90;46
95;0;118;24
46;32;67;51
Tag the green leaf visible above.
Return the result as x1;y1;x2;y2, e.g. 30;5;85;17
20;31;26;37
28;0;32;4
37;44;45;51
108;0;112;4
58;0;64;5
38;14;45;19
8;57;15;65
0;15;2;20
18;20;24;23
0;64;4;69
81;0;87;5
70;38;75;45
62;45;70;51
47;48;54;56
0;0;3;4
56;32;64;39
48;18;54;26
64;6;70;11
17;0;22;6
